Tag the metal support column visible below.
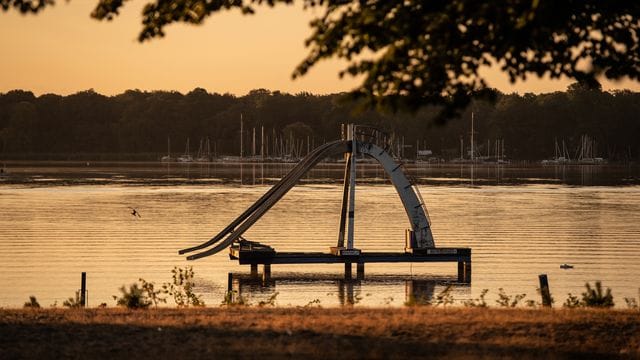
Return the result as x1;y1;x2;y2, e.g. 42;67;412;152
337;153;351;248
347;124;357;249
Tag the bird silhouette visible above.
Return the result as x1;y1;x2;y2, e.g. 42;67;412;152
129;207;141;218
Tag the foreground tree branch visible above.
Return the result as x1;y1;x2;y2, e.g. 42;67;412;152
3;0;639;121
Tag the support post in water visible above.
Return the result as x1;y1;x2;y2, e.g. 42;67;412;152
356;262;365;280
344;263;352;279
457;261;472;283
80;272;86;308
250;263;258;277
262;264;271;283
539;274;552;307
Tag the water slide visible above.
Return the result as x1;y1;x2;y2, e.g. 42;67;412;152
179;140;350;260
179;140;434;260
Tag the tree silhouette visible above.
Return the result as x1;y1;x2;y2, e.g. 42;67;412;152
2;1;640;120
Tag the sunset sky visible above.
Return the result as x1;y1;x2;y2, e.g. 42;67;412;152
1;1;639;96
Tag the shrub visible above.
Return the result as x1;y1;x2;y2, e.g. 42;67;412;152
221;290;249;306
582;281;614;308
63;291;83;308
114;283;151;309
462;289;489;307
139;278;166;308
563;281;614;308
434;285;455;307
563;293;581;308
258;292;279;307
162;266;205;307
23;296;40;309
496;288;527;307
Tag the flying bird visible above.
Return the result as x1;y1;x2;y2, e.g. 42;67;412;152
129;207;141;218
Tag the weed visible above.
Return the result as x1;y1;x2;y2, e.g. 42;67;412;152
258;292;279;307
563;282;615;309
114;284;151;309
221;290;249;306
139;278;167;308
23;296;40;309
624;297;638;310
563;293;581;308
304;299;322;308
434;285;455;307
63;291;83;308
496;288;527;307
162;266;205;307
462;289;489;307
582;281;614;308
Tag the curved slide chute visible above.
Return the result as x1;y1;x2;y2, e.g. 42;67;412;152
179;140;434;260
178;140;349;255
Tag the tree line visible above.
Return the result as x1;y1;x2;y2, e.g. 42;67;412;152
0;85;638;161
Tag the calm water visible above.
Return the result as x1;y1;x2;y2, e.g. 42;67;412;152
1;162;639;307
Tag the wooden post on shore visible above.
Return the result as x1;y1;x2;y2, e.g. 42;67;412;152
227;272;234;303
539;274;552;307
80;272;86;308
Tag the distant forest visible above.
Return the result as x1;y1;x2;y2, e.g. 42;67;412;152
0;85;638;161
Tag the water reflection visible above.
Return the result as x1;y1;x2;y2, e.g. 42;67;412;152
2;161;639;186
227;273;470;306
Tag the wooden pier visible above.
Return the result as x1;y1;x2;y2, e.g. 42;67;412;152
230;240;472;282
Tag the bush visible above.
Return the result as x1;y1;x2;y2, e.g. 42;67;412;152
496;288;527;307
114;283;151;309
563;293;581;308
582;281;614;308
23;296;40;309
63;292;83;308
462;289;489;307
162;266;205;307
564;281;614;308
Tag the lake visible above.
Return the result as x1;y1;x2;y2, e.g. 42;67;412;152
1;161;639;308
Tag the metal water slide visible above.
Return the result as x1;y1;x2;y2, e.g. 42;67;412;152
179;139;434;260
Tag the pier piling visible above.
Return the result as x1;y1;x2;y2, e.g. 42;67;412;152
80;272;86;308
457;261;472;283
356;263;365;280
262;264;271;283
344;263;352;279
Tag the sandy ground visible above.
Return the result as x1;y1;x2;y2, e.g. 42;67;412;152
1;307;639;359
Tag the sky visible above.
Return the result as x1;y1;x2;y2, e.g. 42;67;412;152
1;1;639;96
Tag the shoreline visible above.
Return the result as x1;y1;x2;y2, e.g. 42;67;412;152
1;307;638;358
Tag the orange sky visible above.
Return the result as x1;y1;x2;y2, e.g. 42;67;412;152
1;1;638;96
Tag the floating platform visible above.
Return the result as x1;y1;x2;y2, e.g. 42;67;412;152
229;240;472;282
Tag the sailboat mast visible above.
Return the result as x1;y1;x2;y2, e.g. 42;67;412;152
252;127;256;157
240;113;244;160
261;126;264;160
471;112;475;162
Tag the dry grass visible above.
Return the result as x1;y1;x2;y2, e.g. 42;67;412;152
1;307;639;359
